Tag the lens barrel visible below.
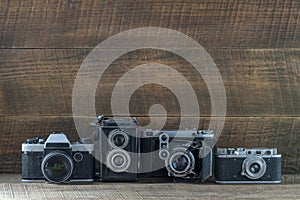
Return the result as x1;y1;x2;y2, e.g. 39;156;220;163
41;152;73;183
166;148;195;177
108;130;129;149
242;156;266;179
106;149;131;173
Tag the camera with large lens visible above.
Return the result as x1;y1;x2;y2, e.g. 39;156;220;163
22;133;94;183
214;148;281;184
95;117;139;181
139;129;215;183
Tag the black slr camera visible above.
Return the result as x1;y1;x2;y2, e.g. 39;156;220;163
22;133;94;183
94;116;139;181
139;129;215;183
215;148;281;184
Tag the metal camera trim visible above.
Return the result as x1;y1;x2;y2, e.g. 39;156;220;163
159;149;170;160
108;129;130;149
217;148;279;157
41;151;74;183
166;147;195;177
241;156;267;180
73;152;84;163
106;149;131;173
159;132;169;160
159;132;169;142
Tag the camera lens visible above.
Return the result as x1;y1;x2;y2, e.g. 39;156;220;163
166;148;195;177
41;152;73;183
242;156;266;180
112;155;125;166
171;155;189;171
249;163;261;174
106;149;131;173
108;130;129;149
50;162;65;175
113;134;126;147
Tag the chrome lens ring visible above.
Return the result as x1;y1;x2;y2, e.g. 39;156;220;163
41;151;73;183
166;148;195;177
106;149;131;173
108;129;129;149
242;156;267;179
159;149;170;160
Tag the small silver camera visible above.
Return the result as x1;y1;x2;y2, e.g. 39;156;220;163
215;148;281;184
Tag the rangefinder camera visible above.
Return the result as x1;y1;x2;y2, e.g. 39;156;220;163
139;129;215;183
22;133;94;183
215;148;281;184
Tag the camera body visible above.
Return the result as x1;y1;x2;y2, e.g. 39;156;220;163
96;117;139;181
215;148;281;184
22;133;94;183
139;129;215;183
21;114;283;184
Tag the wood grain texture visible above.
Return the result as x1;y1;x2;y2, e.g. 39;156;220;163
0;0;299;48
0;48;299;116
0;175;300;199
0;0;299;175
0;115;299;174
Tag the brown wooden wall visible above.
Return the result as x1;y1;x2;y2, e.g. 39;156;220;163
0;0;299;174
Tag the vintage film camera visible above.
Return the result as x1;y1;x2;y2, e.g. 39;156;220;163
94;116;139;181
139;129;215;183
22;133;94;183
215;148;281;184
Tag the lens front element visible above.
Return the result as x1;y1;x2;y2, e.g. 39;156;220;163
249;163;261;174
106;149;131;173
41;152;73;183
108;130;129;149
166;148;195;177
242;156;266;179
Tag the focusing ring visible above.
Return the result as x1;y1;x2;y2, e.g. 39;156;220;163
106;149;131;173
166;147;195;177
108;129;129;149
41;151;73;183
242;156;267;179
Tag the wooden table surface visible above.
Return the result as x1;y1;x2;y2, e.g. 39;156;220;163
0;174;299;200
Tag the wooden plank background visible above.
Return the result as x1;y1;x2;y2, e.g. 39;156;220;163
0;0;299;174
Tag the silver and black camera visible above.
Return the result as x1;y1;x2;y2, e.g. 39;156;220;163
22;133;94;183
139;129;215;183
93;116;139;181
215;148;281;184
